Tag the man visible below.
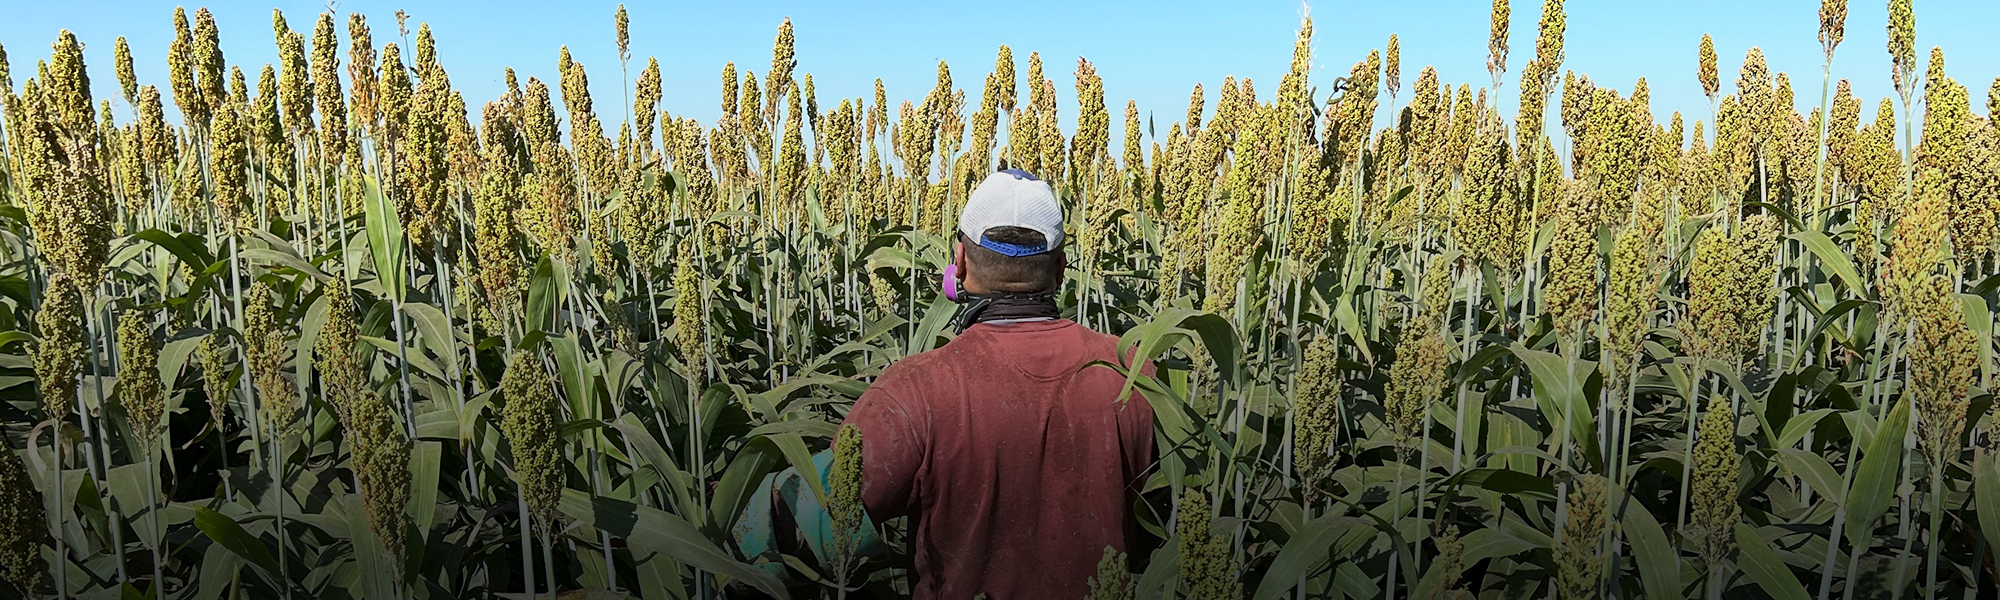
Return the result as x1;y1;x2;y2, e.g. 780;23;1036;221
734;169;1155;598
852;168;1156;598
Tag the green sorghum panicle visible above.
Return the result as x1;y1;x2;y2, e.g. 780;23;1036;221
192;8;225;116
351;382;412;581
1603;225;1659;395
169;8;208;126
1085;546;1134;600
1698;34;1718;100
34;282;84;423
277;21;314;139
635;57;662;148
766;17;796;120
1293;335;1342;498
1887;0;1916;93
1457;111;1518;267
1175;488;1241;600
500;350;563;535
198;332;231;434
245;282;296;439
1883;173;1949;328
315;277;365;428
0;444;48;592
209;103;249;232
1555;474;1608;599
614;5;629;60
673;244;708;387
1384;321;1447;464
1385;34;1401;98
1910;279;1977;469
312;13;347;164
1541;183;1599;344
1689;400;1741;568
114;36;137;105
828;423;866;567
1534;0;1566;75
118;310;166;454
1434;525;1467;594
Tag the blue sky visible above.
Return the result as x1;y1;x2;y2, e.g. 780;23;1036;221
4;0;1996;151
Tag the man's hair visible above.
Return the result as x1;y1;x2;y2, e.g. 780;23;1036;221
961;226;1065;294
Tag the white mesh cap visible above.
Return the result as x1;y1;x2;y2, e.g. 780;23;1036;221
957;168;1064;256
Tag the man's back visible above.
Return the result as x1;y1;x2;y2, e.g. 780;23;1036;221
845;319;1155;600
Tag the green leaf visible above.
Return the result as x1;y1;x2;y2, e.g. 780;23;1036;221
765;432;827;508
402;302;460;377
360;175;406;303
1776;408;1837;449
192;506;280;577
410;441;442;532
240;247;331;281
1846;397;1909;550
1252;515;1363;600
1776;448;1845;508
1508;345;1596;462
1976;454;2000;553
1735;523;1811;600
1622;501;1680;600
557;488;791;599
1791;231;1868;297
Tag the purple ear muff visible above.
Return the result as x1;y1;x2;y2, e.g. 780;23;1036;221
942;263;963;302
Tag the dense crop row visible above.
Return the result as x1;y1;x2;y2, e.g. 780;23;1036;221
1;0;1998;598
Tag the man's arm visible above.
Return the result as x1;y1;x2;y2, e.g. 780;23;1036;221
843;382;928;521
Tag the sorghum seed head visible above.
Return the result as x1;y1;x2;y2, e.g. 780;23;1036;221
118;310;166;454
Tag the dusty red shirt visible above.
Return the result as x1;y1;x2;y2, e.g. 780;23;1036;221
844;319;1155;600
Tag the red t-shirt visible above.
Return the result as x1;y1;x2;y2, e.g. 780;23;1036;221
844;318;1156;600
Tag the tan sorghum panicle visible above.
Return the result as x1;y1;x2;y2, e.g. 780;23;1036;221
1488;0;1510;85
1288;141;1339;263
1331;52;1382;167
245;282;296;439
1085;545;1135;600
347;13;379;136
137;86;176;170
1689;399;1740;567
119;123;152;216
34;281;83;424
1909;278;1977;469
1698;34;1719;101
1073;58;1109;176
614;5;629;61
0;443;48;592
500;350;563;535
1555;474;1608;600
1293;335;1342;498
765;17;796;122
1887;0;1916;94
313;13;348;164
828;423;866;568
114;36;137;105
1821;0;1849;55
118;310;166;453
1275;16;1314;138
1534;0;1566;77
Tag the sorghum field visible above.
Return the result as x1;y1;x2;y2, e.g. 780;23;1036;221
0;0;1997;598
